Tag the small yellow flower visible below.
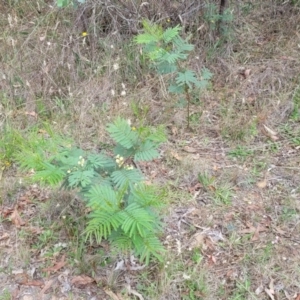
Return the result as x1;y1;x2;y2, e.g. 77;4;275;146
82;32;88;37
167;18;170;23
131;126;136;131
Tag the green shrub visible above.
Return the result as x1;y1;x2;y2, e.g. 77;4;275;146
15;118;167;264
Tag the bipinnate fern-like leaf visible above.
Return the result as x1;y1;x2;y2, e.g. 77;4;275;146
33;162;65;185
201;67;213;81
156;61;177;74
15;147;47;171
85;210;122;244
160;52;182;64
168;83;185;94
58;147;84;167
120;203;156;238
111;168;142;189
134;140;159;162
173;36;194;52
162;25;181;43
176;70;200;89
87;153;116;170
109;230;133;253
68;170;94;188
148;48;166;62
135;33;158;45
137;19;163;41
107;118;138;149
130;183;163;207
113;144;135;159
133;234;165;265
87;185;119;211
147;126;167;144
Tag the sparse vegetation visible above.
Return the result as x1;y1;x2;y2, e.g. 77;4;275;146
1;0;300;299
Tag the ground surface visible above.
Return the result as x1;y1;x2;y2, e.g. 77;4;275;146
0;1;300;299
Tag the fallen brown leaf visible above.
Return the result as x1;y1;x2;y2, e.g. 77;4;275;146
40;279;55;295
189;233;206;250
11;288;19;300
251;226;261;241
15;273;29;284
10;209;25;227
104;288;120;300
262;124;279;141
244;69;251;78
170;150;182;161
239;224;267;235
0;232;10;241
1;207;14;218
256;179;267;189
24;280;44;287
25;111;38;118
43;255;66;273
207;255;217;265
26;226;43;234
274;226;287;235
264;278;275;300
171;126;178;136
183;146;197;153
71;275;95;287
125;284;144;300
255;285;264;295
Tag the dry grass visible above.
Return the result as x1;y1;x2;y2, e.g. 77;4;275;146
1;0;300;299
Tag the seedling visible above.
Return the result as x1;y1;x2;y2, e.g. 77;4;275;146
16;118;167;264
135;20;212;128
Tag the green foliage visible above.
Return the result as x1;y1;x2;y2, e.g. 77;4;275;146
15;118;166;264
291;84;300;120
203;3;234;36
135;20;212;128
228;146;253;160
56;0;85;8
0;289;11;300
11;125;72;185
0;124;72;185
0;126;24;166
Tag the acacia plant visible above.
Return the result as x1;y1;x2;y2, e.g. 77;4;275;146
15;118;166;264
135;20;213;128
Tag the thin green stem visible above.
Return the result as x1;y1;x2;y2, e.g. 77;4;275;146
185;85;191;129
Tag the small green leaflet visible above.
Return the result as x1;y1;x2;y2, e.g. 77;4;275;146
107;117;139;149
68;170;94;188
162;25;182;43
175;70;200;89
134;140;159;162
201;67;213;80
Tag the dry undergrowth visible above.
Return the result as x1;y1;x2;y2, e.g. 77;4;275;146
0;0;300;299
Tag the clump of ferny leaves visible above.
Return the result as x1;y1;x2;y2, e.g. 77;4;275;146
135;19;213;128
17;118;166;264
